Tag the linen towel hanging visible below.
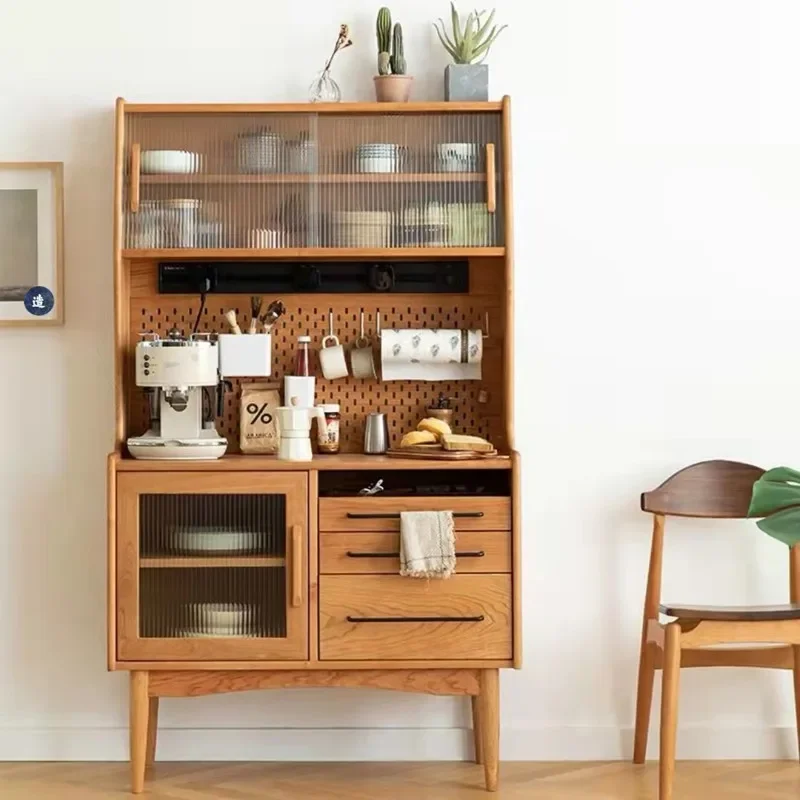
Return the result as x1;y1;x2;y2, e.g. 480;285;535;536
380;328;482;381
399;510;456;578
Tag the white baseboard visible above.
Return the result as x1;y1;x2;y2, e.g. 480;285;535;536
0;726;796;762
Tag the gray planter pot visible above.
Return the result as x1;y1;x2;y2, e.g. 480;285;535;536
444;64;489;101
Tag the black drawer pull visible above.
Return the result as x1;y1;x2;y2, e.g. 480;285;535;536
346;615;485;624
346;550;485;559
345;511;484;520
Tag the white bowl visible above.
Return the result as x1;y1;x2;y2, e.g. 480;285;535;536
171;528;263;554
140;150;198;174
437;142;478;158
356;156;397;174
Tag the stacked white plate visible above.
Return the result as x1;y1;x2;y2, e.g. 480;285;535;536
140;150;200;175
182;602;255;637
238;132;284;173
332;210;393;247
170;526;265;555
355;143;400;173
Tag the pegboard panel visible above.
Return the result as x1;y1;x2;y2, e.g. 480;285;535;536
127;297;505;453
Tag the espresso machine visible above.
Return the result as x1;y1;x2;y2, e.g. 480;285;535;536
127;330;228;460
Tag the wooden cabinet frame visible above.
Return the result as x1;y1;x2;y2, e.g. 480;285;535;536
116;472;308;661
109;98;517;794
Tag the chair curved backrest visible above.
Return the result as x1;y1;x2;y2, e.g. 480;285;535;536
641;460;765;518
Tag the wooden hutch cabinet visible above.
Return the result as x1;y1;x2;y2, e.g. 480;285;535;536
109;98;518;794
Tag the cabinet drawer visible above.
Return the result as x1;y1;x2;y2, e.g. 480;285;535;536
319;574;511;660
319;497;511;532
319;531;511;574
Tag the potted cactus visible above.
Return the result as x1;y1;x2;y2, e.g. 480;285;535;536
374;7;413;102
433;3;507;101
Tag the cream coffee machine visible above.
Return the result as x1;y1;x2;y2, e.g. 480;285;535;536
126;331;228;460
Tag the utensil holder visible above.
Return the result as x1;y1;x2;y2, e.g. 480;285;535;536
218;333;272;377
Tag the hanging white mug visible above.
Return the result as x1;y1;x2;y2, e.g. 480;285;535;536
319;334;349;380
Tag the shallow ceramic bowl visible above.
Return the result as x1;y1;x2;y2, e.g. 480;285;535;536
140;150;197;174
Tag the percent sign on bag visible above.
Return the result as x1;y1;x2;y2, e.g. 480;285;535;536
246;403;272;425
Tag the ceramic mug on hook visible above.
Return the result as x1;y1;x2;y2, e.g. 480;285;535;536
319;334;349;380
351;335;377;379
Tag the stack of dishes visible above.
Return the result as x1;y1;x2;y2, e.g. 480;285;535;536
140;150;200;175
182;602;255;638
170;526;265;555
332;210;393;247
355;143;401;173
398;203;446;247
238;131;284;173
436;142;479;173
444;202;493;246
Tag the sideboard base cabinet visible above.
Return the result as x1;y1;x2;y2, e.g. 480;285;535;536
109;99;518;795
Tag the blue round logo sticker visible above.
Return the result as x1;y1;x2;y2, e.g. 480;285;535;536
24;286;54;316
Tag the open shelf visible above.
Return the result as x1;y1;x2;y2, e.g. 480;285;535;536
139;173;487;185
140;557;286;569
122;247;505;259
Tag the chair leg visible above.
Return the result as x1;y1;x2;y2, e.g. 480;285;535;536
660;623;681;800
478;669;499;792
146;696;159;767
793;646;800;761
471;695;483;764
130;671;149;795
633;632;657;763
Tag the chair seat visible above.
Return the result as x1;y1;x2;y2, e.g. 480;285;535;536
660;603;800;621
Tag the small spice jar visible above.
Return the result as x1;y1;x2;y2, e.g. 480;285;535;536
317;403;341;454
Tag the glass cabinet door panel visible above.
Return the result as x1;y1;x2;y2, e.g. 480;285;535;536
123;112;318;250
315;112;504;249
117;473;308;661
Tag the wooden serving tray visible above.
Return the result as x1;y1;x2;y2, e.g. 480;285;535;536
387;447;499;461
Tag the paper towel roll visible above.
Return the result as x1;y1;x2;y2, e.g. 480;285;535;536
380;329;482;381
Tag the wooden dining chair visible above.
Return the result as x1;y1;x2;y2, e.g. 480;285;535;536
633;459;800;799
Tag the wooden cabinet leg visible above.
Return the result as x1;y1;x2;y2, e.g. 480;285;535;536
478;669;499;792
660;623;681;800
471;695;483;764
146;696;159;767
130;671;149;794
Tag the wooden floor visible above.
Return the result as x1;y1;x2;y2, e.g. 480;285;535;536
2;762;800;799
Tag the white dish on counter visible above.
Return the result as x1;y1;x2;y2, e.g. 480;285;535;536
170;527;265;555
140;150;199;174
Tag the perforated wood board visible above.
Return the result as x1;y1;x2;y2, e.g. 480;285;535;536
127;295;505;454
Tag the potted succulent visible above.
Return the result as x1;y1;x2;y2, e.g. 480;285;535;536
433;3;507;101
374;7;413;102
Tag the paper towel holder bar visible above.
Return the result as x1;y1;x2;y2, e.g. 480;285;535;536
375;312;490;340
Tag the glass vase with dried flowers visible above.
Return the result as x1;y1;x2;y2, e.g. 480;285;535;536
308;24;353;103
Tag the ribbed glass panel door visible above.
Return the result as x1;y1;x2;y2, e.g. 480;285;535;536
316;112;503;249
121;108;503;251
123;112;318;250
116;473;308;661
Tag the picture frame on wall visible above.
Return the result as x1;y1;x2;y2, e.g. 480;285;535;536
0;162;64;326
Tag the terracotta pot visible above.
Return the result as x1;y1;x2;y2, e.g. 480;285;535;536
373;75;414;103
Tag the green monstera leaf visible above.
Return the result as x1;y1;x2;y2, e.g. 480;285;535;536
756;506;800;547
749;466;800;546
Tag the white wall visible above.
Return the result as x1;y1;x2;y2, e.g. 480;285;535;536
1;0;799;761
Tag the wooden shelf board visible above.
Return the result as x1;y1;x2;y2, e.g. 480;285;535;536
114;453;513;472
122;247;505;259
122;100;504;115
140;173;486;185
140;556;285;569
